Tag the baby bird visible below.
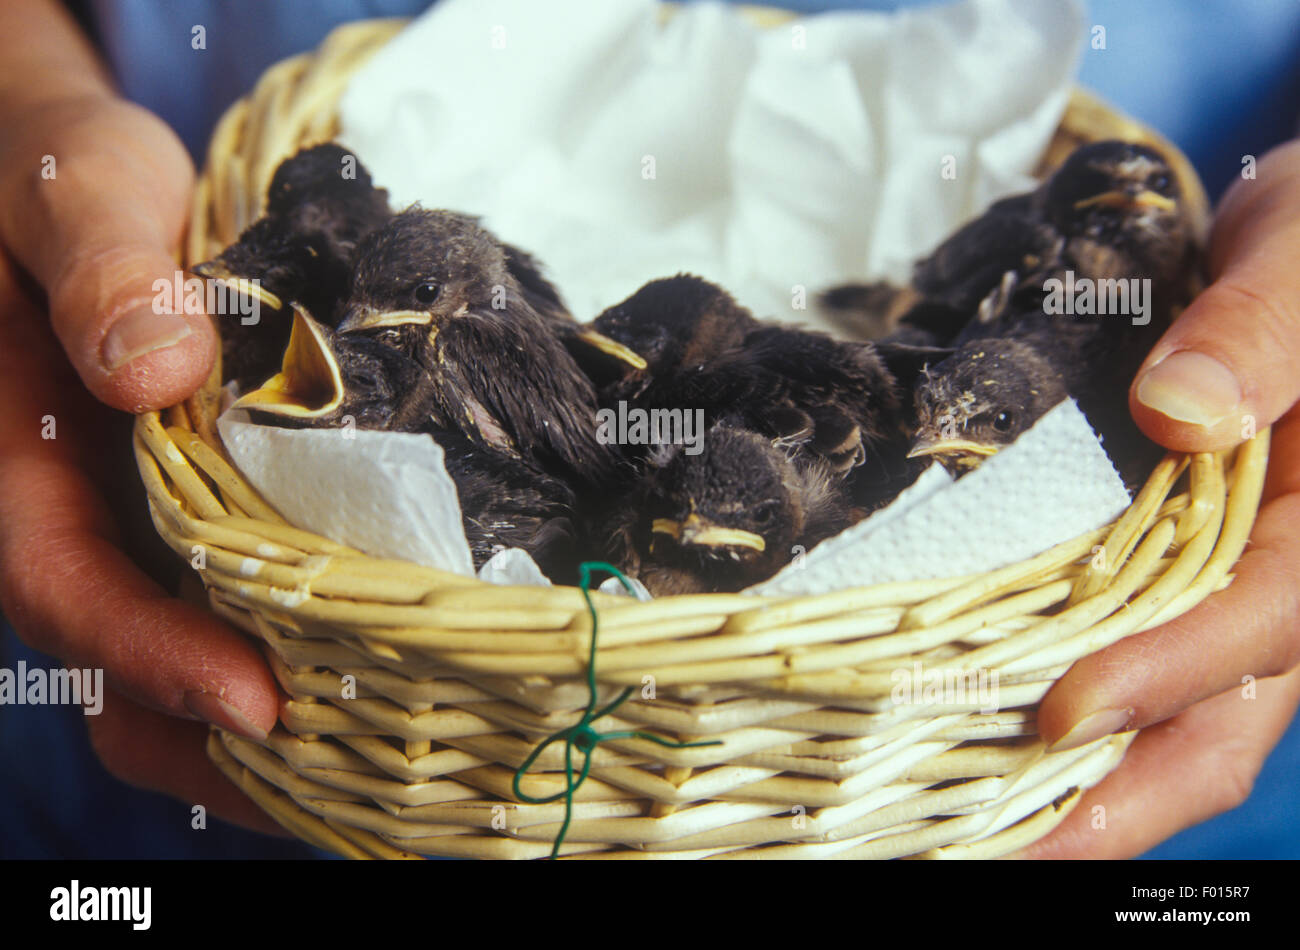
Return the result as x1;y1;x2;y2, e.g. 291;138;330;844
194;143;394;390
819;140;1194;343
232;307;579;576
205;142;393;311
909;316;1164;484
335;208;627;487
1036;139;1193;297
591;274;759;386
592;275;940;480
908;338;1067;474
231;305;435;431
606;424;856;594
434;428;580;580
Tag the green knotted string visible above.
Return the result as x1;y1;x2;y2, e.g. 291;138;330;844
511;561;722;859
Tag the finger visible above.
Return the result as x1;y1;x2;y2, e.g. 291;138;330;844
0;253;277;739
1130;140;1300;453
86;688;290;838
0;96;216;413
1038;408;1300;750
1014;664;1300;859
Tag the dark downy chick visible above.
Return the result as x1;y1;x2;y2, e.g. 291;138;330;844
723;327;944;479
194;143;393;390
231;305;436;431
606;424;855;594
907;146;1187;482
232;307;579;576
910;326;1163;485
819;140;1193;343
264;142;393;242
909;338;1068;474
591;274;760;386
336;208;625;488
436;428;580;579
592;275;940;482
1037;140;1192;298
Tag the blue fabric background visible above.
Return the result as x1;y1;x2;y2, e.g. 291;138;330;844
2;0;1296;859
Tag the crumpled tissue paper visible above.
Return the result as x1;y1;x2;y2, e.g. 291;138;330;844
337;0;1086;325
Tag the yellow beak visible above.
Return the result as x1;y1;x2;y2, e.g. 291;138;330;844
337;307;432;333
652;514;766;552
907;436;1001;461
231;305;343;418
191;261;284;311
1073;189;1177;213
574;328;647;369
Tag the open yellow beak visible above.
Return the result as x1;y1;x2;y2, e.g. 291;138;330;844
191;261;284;311
907;436;1001;461
574;328;647;369
231;306;343;418
1073;189;1177;213
652;514;766;552
336;307;431;334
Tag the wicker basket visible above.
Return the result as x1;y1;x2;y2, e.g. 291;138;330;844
133;15;1268;859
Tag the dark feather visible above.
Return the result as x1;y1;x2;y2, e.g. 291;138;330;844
197;143;393;390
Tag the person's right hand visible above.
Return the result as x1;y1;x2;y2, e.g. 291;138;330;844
0;29;284;836
1018;140;1300;858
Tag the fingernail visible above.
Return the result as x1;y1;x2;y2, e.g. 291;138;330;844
101;307;194;371
183;690;269;741
1048;707;1134;753
1135;351;1241;427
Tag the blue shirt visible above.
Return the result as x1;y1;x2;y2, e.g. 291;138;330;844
85;1;1300;198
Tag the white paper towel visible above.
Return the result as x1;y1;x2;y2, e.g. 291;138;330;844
756;461;956;595
217;411;476;574
337;0;1086;325
477;547;553;586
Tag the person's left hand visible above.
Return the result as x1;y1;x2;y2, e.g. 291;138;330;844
1018;141;1300;858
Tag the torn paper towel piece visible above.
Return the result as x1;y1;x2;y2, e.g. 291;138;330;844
338;0;1086;327
217;412;561;584
214;410;615;587
751;462;955;596
599;574;653;601
218;411;475;575
477;547;552;587
750;400;1131;596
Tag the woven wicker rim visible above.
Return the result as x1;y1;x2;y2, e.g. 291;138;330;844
131;14;1269;859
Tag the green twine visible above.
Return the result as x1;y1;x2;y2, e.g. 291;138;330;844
511;561;722;859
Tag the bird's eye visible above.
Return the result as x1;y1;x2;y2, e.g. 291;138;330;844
414;281;440;305
753;502;779;526
1149;172;1172;193
992;411;1013;433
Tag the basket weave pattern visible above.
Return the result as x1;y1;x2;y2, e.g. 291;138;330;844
133;18;1267;859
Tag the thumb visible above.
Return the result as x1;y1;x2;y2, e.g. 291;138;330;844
1130;139;1300;453
0;96;216;413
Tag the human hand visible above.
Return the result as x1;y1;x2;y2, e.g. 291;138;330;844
1019;140;1300;857
0;1;282;837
